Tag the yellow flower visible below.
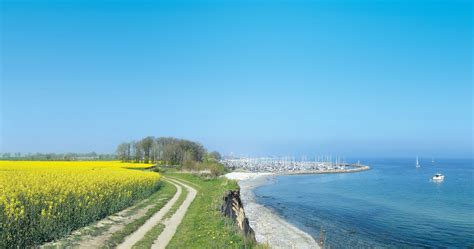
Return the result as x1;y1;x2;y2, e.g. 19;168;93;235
0;160;160;247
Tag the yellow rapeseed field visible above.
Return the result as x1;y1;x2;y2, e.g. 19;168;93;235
0;161;161;248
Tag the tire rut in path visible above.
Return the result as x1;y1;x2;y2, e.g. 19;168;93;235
151;179;197;249
117;180;182;249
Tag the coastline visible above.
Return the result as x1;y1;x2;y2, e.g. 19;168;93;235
225;172;320;249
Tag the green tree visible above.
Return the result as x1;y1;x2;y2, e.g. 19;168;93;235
209;151;222;161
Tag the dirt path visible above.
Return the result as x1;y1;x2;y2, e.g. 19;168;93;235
75;203;154;249
165;176;201;190
41;192;171;249
117;181;182;249
151;179;197;249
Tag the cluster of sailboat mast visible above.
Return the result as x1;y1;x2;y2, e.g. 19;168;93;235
221;155;368;174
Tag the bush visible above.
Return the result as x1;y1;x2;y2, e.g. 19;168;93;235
153;166;166;173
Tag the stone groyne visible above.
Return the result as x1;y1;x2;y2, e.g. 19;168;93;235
282;164;370;175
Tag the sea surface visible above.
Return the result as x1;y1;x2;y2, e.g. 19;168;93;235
253;158;474;248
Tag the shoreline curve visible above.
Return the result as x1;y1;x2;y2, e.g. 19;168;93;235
226;172;320;249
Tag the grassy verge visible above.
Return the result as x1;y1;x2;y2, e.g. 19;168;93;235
101;181;177;248
132;181;189;249
165;173;260;249
163;182;189;220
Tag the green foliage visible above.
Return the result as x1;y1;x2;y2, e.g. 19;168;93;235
199;161;228;177
160;137;206;165
153;166;165;173
209;151;222;161
165;174;258;249
115;137;226;178
116;137;207;166
179;152;227;177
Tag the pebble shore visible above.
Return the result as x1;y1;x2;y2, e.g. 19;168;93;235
225;172;320;249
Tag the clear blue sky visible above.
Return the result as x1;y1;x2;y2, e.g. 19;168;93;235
1;0;472;158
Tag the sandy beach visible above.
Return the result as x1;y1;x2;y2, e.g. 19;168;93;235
225;172;320;249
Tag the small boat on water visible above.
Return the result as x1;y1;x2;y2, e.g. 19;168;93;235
416;156;420;168
432;173;445;181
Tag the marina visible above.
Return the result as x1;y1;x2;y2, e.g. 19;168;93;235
222;157;370;175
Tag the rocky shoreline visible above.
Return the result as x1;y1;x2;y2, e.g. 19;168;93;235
225;172;320;249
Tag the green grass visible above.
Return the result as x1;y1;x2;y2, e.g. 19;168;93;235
132;180;189;249
165;173;260;249
163;182;189;220
131;223;165;249
123;182;168;216
101;181;177;248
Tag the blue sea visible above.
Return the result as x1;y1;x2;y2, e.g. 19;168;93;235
253;158;474;248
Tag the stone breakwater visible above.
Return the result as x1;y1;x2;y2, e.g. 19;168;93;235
222;157;371;175
282;164;370;175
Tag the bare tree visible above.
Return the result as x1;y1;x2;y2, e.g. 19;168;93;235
119;137;207;166
140;136;154;164
116;143;130;162
132;141;143;163
151;140;159;163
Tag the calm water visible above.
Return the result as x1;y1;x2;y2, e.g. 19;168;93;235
254;158;474;248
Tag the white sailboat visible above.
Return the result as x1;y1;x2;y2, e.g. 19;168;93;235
416;156;420;168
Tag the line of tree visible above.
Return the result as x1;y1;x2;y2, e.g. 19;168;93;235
0;152;115;161
116;137;221;165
